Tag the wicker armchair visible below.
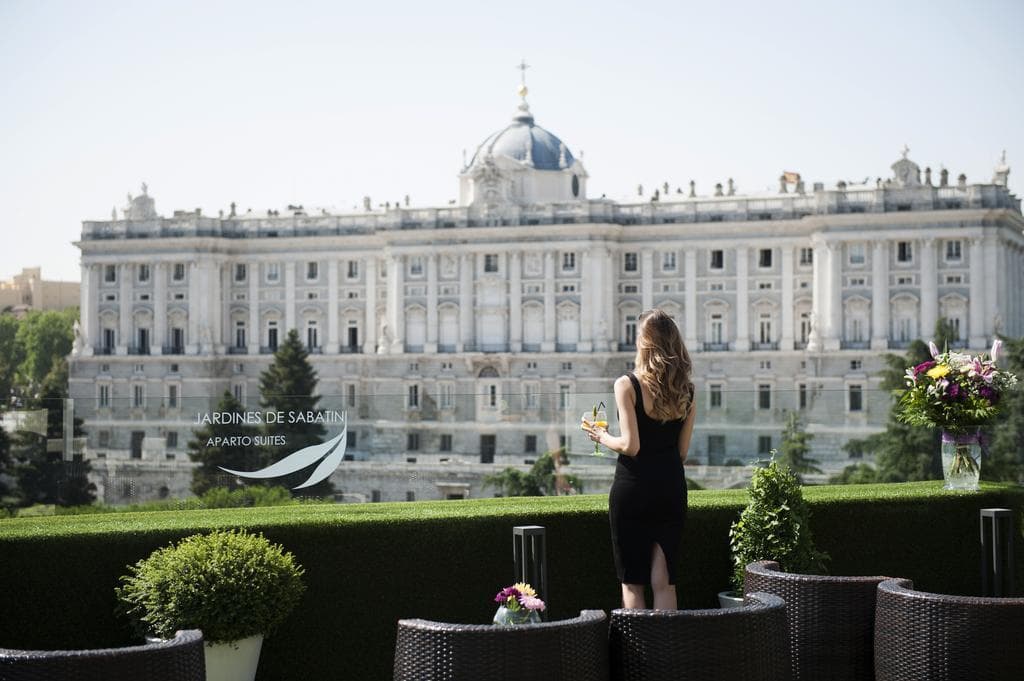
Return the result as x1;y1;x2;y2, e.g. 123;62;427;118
874;578;1024;681
608;592;790;681
0;629;205;681
393;610;608;681
744;560;893;681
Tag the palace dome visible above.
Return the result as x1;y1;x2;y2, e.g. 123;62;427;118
468;104;575;171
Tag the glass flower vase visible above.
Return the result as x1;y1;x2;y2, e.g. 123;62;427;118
492;605;541;626
940;430;981;491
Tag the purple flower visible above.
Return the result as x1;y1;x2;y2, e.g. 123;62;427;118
979;386;997;403
495;587;521;604
519;595;546;611
914;360;936;376
947;383;961;400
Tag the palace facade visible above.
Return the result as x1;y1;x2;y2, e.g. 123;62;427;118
68;92;1023;502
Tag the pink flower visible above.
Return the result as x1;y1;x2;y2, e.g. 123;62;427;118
519;595;546;611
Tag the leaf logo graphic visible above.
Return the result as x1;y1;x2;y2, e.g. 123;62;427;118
218;428;347;490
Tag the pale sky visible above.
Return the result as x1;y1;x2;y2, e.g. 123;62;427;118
1;0;1021;284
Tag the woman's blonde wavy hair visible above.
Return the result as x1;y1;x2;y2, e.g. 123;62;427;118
634;308;694;422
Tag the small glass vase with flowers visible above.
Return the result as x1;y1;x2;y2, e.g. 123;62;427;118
895;340;1017;490
492;582;546;626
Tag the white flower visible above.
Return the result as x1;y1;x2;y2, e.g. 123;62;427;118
991;339;1002;365
928;341;940;358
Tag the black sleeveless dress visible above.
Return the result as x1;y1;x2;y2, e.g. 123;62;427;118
609;372;688;585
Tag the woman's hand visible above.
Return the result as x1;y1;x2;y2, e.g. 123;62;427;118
580;417;607;446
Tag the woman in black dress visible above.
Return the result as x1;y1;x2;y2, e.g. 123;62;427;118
582;308;696;609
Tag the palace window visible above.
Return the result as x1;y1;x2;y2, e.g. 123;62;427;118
525;435;537;453
104;265;117;283
945;240;962;261
409;257;424;276
98;384;111;408
167;384;179;409
306;261;319;280
137;264;150;283
266;263;280;282
440;434;453;452
132;384;145;408
798;383;808;409
757;384;771;410
623;252;638;272
848;243;866;265
708;384;723;409
562;252;576;271
407;384;420;409
347;260;359;279
798;248;813;266
662;252;677;271
709;250;724;270
758;435;773;456
484;254;499;273
407;433;420;451
172;263;186;281
897;241;913;263
848;385;863;412
758;249;773;268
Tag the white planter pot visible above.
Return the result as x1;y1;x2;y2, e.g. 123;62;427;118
204;634;264;681
717;590;745;609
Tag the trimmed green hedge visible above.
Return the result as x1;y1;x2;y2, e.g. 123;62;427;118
1;482;1022;681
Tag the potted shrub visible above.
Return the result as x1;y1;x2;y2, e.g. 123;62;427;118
116;528;305;681
719;453;828;608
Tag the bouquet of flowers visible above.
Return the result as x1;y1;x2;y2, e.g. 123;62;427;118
897;340;1016;432
492;582;545;626
896;340;1017;477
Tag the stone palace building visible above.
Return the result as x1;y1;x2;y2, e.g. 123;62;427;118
68;88;1023;503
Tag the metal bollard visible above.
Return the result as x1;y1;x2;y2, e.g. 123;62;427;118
979;508;1015;597
513;525;547;607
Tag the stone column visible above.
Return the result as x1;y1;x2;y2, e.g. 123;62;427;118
578;250;594;352
187;261;199;354
780;247;794;351
591;245;610;351
825;243;842;351
984;238;999;339
325;259;339;353
509;251;522;352
968;237;986;348
152;263;166;354
364;257;378;354
734;246;750;351
117;264;131;354
284;261;297;335
919;238;938;340
425;254;438;353
248;262;260;353
641;249;653;312
459;253;473;351
807;239;825;352
212;261;225;353
681;251;696;352
871;241;889;350
542;251;556;352
81;263;98;354
387;254;404;353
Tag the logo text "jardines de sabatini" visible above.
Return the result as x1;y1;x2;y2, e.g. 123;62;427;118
194;410;346;425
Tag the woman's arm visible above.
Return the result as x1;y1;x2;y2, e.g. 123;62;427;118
583;375;639;457
678;395;697;464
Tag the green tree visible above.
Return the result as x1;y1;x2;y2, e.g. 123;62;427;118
483;449;583;496
984;335;1024;482
188;391;262;494
776;411;821;483
0;315;25;406
843;318;957;483
14;309;76;394
0;426;13;508
828;462;880;485
12;359;94;507
258;329;332;497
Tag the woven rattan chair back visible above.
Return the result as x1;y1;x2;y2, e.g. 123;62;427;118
0;629;205;681
393;609;608;681
608;592;791;681
874;578;1024;681
744;560;892;681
